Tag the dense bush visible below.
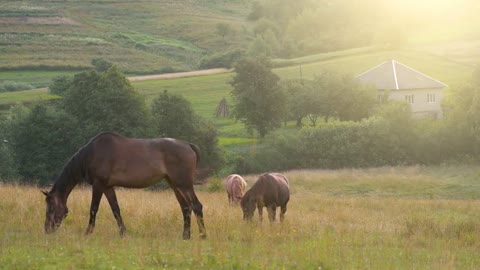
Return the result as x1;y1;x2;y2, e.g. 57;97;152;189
199;49;244;69
0;81;34;92
48;75;72;96
5;104;83;184
229;117;433;174
0;115;19;180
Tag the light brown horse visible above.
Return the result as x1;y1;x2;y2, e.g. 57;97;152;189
240;172;290;222
225;174;247;206
42;132;206;240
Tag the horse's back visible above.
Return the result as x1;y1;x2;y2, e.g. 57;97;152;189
226;174;247;202
88;132;198;188
245;173;290;206
257;173;290;206
225;174;246;193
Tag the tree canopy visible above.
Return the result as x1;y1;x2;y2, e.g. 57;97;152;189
7;104;82;183
151;90;224;173
230;57;286;137
63;66;151;138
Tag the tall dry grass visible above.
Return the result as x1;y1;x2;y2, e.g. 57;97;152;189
1;167;480;269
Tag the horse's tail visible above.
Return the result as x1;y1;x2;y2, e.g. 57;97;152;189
189;143;201;166
189;143;212;183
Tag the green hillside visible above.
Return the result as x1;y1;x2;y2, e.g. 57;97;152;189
0;46;475;110
1;0;479;145
0;0;252;73
134;48;475;144
2;46;473;147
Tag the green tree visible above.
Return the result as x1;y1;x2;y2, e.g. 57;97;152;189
283;79;311;127
48;75;72;96
216;23;233;43
230;57;286;137
151;90;196;138
246;36;272;57
8;104;83;184
0;114;19;180
91;58;113;72
0;142;18;180
253;18;280;38
63;66;151;138
442;67;480;156
309;71;376;124
151;90;224;173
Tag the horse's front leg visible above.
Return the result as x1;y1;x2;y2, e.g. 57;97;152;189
104;187;126;236
85;185;103;235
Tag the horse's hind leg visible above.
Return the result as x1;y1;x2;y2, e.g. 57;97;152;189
175;186;207;239
228;193;233;206
257;205;263;222
280;204;287;222
104;187;126;236
267;206;276;223
85;185;104;235
191;191;206;239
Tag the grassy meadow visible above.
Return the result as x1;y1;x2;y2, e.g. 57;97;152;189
1;165;479;269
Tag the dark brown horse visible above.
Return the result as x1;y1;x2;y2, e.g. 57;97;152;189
42;132;206;240
240;172;290;222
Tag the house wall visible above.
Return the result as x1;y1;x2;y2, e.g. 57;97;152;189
382;88;444;118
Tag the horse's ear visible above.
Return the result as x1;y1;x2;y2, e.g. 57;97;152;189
41;190;49;197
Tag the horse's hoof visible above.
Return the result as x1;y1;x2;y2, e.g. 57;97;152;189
182;233;191;240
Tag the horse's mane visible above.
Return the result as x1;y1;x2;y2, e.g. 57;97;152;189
49;136;95;196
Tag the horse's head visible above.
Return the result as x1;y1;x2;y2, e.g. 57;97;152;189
42;190;68;233
240;195;255;221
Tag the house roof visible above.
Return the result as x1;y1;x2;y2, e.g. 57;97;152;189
356;60;448;90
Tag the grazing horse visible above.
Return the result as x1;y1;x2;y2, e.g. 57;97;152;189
225;174;247;206
42;132;206;240
240;172;290;222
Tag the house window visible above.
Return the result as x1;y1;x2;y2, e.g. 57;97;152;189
427;93;436;103
405;94;414;104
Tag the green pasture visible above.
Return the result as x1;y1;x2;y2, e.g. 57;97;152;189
1;165;479;269
0;88;59;108
0;70;80;88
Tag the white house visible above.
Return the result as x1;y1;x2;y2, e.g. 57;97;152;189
356;60;448;119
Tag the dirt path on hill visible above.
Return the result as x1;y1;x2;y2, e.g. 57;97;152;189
128;68;231;82
28;68;231;92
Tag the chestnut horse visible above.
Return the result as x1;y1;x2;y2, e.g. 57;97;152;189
42;132;206;240
225;174;247;206
240;172;290;222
